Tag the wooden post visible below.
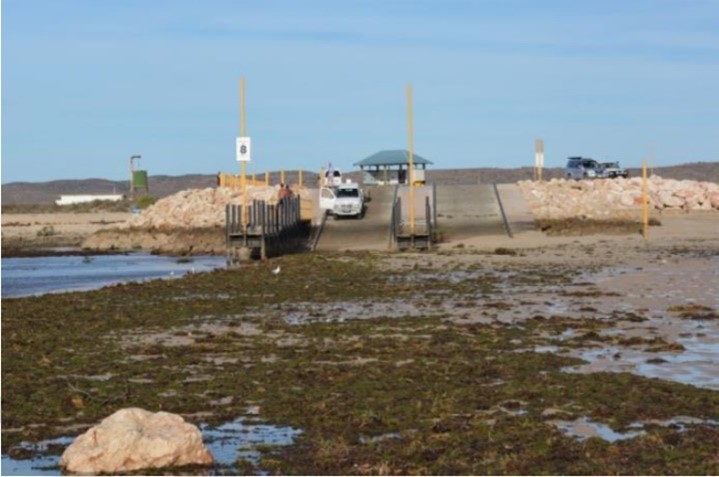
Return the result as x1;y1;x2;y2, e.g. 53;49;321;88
260;202;267;260
535;138;544;182
298;169;303;189
265;171;269;186
407;84;415;235
649;146;655;177
281;169;285;185
642;161;649;240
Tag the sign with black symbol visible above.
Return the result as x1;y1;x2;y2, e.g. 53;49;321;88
236;137;251;162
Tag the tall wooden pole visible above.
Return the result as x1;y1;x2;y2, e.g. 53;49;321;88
535;138;544;182
649;146;655;177
240;77;248;229
642;160;649;239
407;84;415;235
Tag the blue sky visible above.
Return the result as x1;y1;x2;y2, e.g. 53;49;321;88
2;0;718;183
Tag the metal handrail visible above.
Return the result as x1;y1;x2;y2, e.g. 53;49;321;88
493;183;513;239
389;185;400;249
425;196;433;243
310;210;328;252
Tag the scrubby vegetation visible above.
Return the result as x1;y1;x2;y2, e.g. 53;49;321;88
2;199;133;214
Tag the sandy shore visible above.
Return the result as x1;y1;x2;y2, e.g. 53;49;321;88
1;212;130;253
438;211;719;260
2;209;717;255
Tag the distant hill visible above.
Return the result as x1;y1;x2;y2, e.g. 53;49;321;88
422;162;719;185
2;162;718;205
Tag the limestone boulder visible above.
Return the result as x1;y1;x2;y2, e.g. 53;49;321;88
657;189;685;209
710;191;719;209
618;190;639;208
59;408;213;474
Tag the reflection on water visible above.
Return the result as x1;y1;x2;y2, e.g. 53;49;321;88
1;417;301;476
552;417;645;442
563;321;719;391
202;418;302;474
552;415;719;443
1;436;73;476
1;253;226;298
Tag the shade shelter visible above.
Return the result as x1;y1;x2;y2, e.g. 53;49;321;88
354;149;433;185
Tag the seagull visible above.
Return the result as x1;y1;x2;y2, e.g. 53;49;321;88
272;265;281;275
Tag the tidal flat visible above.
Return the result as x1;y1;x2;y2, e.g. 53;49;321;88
2;240;719;475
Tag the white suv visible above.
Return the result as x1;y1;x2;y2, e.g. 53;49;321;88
319;182;365;219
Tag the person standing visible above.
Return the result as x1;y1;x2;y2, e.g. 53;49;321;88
278;183;288;203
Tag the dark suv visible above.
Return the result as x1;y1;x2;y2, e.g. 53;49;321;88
565;157;601;179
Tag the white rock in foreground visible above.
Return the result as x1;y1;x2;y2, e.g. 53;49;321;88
60;408;213;474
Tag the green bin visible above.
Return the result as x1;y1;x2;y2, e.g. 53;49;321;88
133;170;149;189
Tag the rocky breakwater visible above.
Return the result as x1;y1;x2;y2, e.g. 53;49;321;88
518;176;719;220
83;185;312;255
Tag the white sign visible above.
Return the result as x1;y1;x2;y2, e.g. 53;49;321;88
236;137;251;162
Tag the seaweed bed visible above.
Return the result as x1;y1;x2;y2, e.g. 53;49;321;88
535;218;661;236
2;247;719;475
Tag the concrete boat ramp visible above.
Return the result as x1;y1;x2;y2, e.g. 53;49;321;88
313;183;534;252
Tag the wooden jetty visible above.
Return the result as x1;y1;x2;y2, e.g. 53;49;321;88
226;196;308;263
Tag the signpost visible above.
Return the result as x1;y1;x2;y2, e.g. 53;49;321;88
642;161;649;240
239;77;248;230
236;137;251;162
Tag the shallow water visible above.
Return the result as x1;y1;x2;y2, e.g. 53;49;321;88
1;253;226;298
552;415;719;443
552;417;645;442
203;418;302;473
563;316;719;390
1;436;73;476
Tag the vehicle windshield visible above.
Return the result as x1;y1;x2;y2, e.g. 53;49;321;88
337;188;359;198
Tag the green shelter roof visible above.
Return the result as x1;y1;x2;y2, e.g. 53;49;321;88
354;149;433;167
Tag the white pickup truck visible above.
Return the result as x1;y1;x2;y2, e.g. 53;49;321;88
320;182;365;219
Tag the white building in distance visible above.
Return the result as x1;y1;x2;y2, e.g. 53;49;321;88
55;194;124;206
